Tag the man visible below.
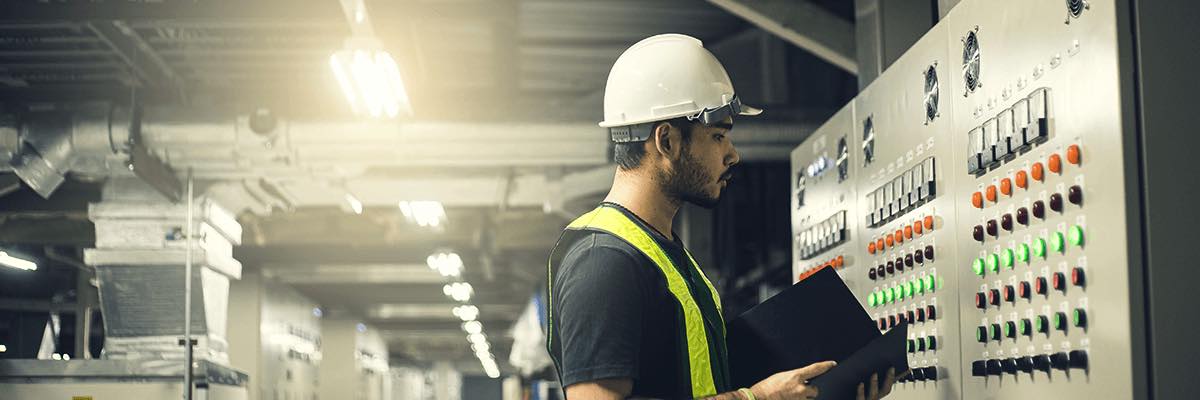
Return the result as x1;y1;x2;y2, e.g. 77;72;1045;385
545;34;899;399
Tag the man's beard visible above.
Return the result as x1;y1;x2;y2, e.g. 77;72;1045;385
661;149;731;209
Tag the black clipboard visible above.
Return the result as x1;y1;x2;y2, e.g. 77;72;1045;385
726;266;909;398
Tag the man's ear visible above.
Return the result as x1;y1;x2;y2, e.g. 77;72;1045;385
652;122;680;160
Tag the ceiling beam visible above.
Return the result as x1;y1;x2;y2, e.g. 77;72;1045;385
85;20;184;96
706;0;857;74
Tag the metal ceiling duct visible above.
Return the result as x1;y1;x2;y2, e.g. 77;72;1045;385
3;104;134;198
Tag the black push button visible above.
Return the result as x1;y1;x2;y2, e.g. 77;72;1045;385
1032;354;1052;372
1001;214;1013;231
924;245;934;260
912;368;925;381
1069;350;1089;370
1016;207;1030;225
1001;358;1018;374
972;360;987;377
922;366;938;381
1068;185;1083;205
1033;200;1046;219
1050;352;1070;370
1050;193;1064;213
986;359;1003;376
973;225;985;242
986;220;999;237
868;268;877;280
1016;356;1034;373
914;249;924;264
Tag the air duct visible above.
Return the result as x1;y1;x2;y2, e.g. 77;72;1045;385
3;104;134;198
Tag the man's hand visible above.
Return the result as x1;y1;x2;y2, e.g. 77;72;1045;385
748;361;836;400
855;368;904;400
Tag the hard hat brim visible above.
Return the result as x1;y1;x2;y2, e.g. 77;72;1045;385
738;104;764;117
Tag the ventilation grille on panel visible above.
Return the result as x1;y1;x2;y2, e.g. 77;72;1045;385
861;116;876;166
836;136;849;182
962;28;981;95
1066;0;1088;18
924;64;940;123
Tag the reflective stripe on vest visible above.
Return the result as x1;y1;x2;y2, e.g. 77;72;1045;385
547;206;722;398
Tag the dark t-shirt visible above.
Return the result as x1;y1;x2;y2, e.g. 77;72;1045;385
550;204;727;399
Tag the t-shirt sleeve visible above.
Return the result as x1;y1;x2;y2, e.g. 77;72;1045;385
553;234;652;388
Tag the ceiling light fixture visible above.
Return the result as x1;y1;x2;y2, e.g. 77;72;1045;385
426;252;463;277
442;282;473;302
452;305;479;321
0;251;37;271
398;201;446;228
332;0;412;119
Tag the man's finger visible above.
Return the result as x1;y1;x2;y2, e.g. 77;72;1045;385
795;361;838;380
799;386;819;399
867;373;879;400
856;383;866;400
879;368;896;397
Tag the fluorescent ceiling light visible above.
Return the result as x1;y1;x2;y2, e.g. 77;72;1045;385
0;251;37;271
426;252;463;277
462;321;483;335
399;201;446;228
330;46;412;119
442;282;473;302
451;305;479;321
344;193;363;214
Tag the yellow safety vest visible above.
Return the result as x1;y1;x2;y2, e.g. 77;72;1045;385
546;205;728;398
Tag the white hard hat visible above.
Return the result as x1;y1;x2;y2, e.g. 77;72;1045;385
600;33;762;142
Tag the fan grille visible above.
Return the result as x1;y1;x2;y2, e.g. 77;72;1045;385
861;117;875;166
962;30;981;93
924;65;939;122
836;137;849;182
1067;0;1086;17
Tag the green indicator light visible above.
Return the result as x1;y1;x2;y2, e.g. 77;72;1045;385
923;276;935;292
1073;309;1085;327
907;340;914;352
990;325;1000;340
1020;319;1030;335
889;287;897;303
1004;323;1013;337
1017;243;1030;263
1054;313;1065;329
976;328;986;342
925;336;935;350
987;253;1000;272
868;293;877;307
915;279;924;295
1069;225;1085;247
1033;238;1047;258
972;258;985;276
1035;317;1045;332
882;289;890;304
901;284;910;299
1002;249;1015;268
1050;232;1065;253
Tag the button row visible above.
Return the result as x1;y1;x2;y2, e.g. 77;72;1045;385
868;245;935;280
876;306;938;330
970;151;1083;210
970;188;1084;243
867;157;937;228
907;336;938;353
972;270;1085;309
868;215;936;254
966;88;1053;176
970;350;1088;376
867;274;938;307
975;310;1088;344
897;366;939;383
797;210;848;260
972;231;1085;278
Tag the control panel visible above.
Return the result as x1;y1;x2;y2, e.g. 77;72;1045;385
790;0;1155;398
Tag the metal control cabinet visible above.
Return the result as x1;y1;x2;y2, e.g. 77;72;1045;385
790;0;1197;398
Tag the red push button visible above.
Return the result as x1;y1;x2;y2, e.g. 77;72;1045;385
926;305;937;320
1071;268;1085;287
1053;272;1067;291
1004;285;1015;302
885;235;894;247
913;220;924;235
868;241;877;254
877;238;886;251
1000;178;1013;196
972;192;984;209
1019;281;1031;299
976;292;987;309
989;289;1001;306
1035;277;1048;295
1048;153;1063;174
1067;144;1082;165
1031;162;1045;182
895;230;905;244
986;185;998;203
904;225;913;239
923;215;934;230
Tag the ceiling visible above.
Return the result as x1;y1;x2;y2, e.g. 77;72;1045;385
0;0;857;370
